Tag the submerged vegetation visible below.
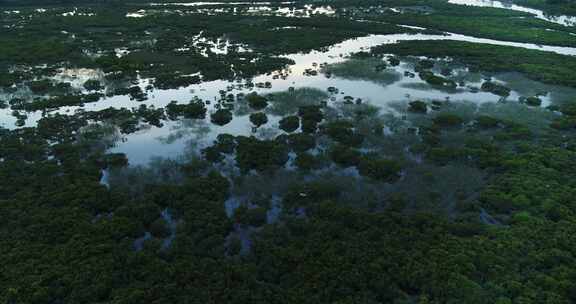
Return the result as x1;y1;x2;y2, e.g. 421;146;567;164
323;58;401;85
2;0;576;303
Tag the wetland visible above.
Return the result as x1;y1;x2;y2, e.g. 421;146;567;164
2;0;576;303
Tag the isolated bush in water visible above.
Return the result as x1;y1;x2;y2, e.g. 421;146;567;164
249;112;268;128
481;81;511;97
322;58;401;85
524;96;542;107
211;109;233;126
266;88;328;115
419;71;457;89
166;100;207;120
408;100;428;113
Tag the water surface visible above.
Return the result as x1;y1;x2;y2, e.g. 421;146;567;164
2;23;575;165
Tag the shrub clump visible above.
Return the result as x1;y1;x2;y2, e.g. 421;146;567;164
481;81;511;97
149;217;170;238
433;113;464;127
550;117;576;130
322;120;364;147
287;133;316;152
358;156;402;182
246;92;268;110
295;152;324;171
235;136;289;173
166;100;207;120
214;134;237;154
249;112;268;128
203;146;225;163
524;96;542;107
475;115;501;128
83;79;103;91
408;100;428;113
419;71;457;89
388;57;400;66
298;106;324;133
330;145;361;167
211;109;233;126
102;153;129;168
279;115;300;133
235;205;267;227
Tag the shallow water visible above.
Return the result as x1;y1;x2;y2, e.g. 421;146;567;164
380;32;576;55
99;169;110;189
1;30;575;165
448;0;576;26
106;34;576;164
160;208;177;250
266;195;283;224
133;231;152;251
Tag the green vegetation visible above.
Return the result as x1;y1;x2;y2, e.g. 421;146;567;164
481;81;512;97
433;112;465;127
295;152;325;171
210;109;233;126
322;120;364;147
279;115;300;133
368;40;576;87
384;13;576;47
249;112;268;128
166;99;207;120
2;1;576;303
408;100;428;113
0;5;419;94
524;96;543;106
286;132;317;152
298;105;324;134
83;79;103;91
246;92;269;110
513;0;576;15
345;0;576;47
330;144;361;167
322;58;401;85
234;136;289;173
266;87;328;116
419;70;457;89
358;155;403;182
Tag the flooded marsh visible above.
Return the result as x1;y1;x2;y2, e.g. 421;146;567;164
3;1;576;303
